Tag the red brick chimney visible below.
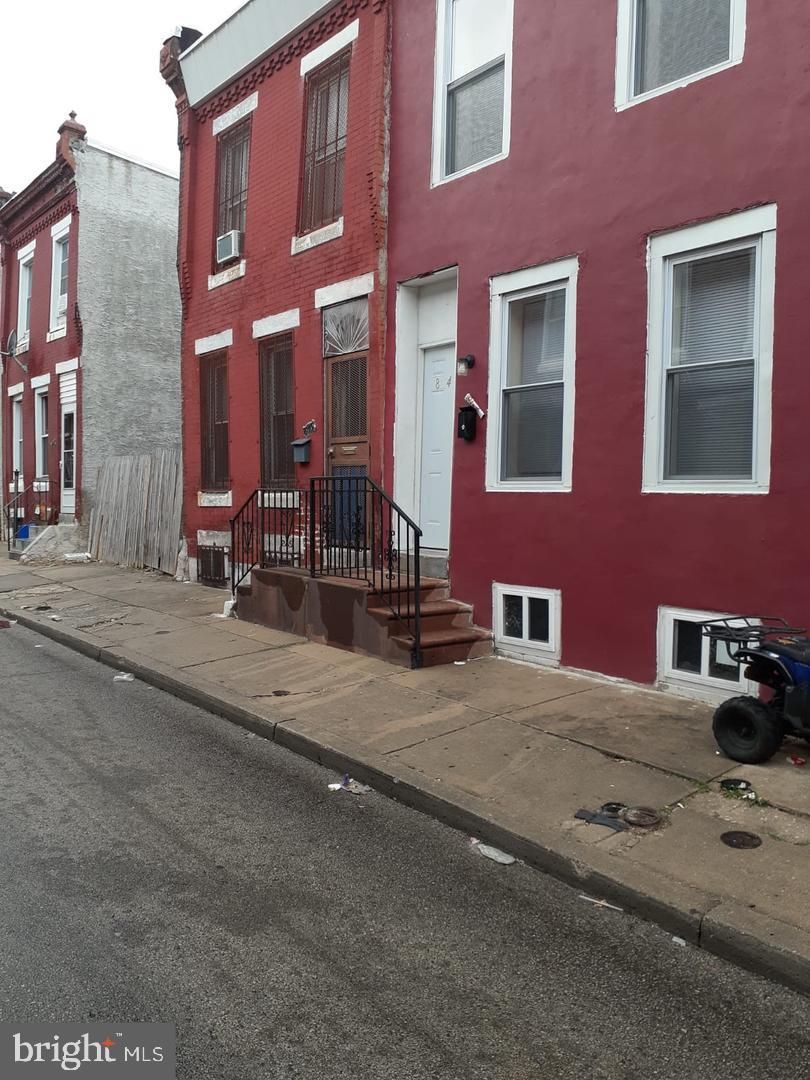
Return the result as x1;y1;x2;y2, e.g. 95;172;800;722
56;112;87;168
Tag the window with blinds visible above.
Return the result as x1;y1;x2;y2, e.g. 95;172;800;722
259;334;295;488
299;51;351;234
633;0;733;96
200;352;230;491
664;245;757;480
217;121;251;238
501;287;568;481
440;0;512;178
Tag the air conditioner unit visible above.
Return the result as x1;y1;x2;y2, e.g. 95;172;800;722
216;230;242;265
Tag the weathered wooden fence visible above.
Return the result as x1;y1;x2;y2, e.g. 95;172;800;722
88;451;183;575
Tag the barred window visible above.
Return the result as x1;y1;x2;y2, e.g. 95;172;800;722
299;51;351;234
259;333;295;488
200;352;230;491
217;122;251;237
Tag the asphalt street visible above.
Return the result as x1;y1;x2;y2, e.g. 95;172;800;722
0;622;808;1079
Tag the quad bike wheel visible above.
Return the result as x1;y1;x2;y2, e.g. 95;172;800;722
713;695;784;764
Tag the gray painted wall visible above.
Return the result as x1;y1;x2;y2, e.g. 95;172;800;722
75;144;181;515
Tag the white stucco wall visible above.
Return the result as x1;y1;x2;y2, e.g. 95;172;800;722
75;144;181;514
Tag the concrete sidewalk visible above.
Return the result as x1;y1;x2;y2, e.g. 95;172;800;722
1;556;808;994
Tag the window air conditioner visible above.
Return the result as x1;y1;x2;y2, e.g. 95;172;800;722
216;230;243;265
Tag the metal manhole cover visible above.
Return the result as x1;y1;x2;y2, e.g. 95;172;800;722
721;830;762;849
620;806;661;828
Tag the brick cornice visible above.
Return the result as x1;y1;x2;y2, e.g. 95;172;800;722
195;0;386;123
0;163;75;248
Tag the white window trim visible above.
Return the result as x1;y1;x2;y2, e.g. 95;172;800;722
615;0;747;111
314;272;374;309
17;248;34;343
291;217;344;255
657;605;756;704
6;382;24;397
197;491;233;508
195;329;233;356
431;0;514;187
49;216;71;334
30;373;51;389
642;204;776;495
55;357;80;375
11;394;23;477
212;92;258;136
208;259;246;291
493;583;561;665
34;386;49;479
300;19;359;77
486;256;578;493
252;308;300;340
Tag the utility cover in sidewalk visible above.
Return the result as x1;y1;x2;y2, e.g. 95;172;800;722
721;831;762;849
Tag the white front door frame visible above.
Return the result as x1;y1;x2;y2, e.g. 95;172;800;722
417;342;456;550
393;269;459;552
60;405;76;518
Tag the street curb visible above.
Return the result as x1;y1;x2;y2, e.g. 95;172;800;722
5;604;809;998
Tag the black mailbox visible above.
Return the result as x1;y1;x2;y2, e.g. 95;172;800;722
457;405;477;442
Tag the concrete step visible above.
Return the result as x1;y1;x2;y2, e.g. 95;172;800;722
392;626;493;667
370;598;475;635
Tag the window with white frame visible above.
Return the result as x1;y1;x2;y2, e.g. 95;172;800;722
432;0;513;183
50;217;71;331
658;606;751;698
643;205;775;494
615;0;746;109
34;391;49;478
487;257;577;492
11;396;23;477
17;252;34;343
494;583;560;662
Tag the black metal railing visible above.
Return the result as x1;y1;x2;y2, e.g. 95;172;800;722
3;470;32;552
231;487;309;592
230;476;422;667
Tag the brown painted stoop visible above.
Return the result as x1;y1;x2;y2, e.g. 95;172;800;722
235;567;492;668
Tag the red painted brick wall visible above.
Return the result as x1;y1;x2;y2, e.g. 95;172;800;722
176;0;390;557
1;184;81;521
386;0;810;684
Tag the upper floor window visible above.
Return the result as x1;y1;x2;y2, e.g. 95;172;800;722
642;205;776;494
616;0;746;109
299;50;351;235
432;0;513;184
50;215;71;334
486;257;578;493
17;242;35;343
216;121;250;255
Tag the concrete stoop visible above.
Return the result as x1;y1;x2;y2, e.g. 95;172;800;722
17;523;86;561
236;566;492;667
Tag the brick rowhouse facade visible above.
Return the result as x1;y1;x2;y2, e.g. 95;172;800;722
161;0;390;581
385;0;810;694
0;117;83;526
0;117;181;534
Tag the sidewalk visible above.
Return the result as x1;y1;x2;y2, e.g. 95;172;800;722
1;555;808;994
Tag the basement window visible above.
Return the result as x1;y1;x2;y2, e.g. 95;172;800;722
493;583;560;663
658;606;752;701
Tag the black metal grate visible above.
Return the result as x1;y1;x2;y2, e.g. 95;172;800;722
299;50;351;234
200;352;230;491
198;544;228;588
259;333;295;488
217;121;251;237
331;356;367;439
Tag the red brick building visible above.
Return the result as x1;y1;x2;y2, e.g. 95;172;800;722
161;0;391;585
385;0;810;696
0;116;180;542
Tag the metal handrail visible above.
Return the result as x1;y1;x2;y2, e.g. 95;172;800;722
3;471;34;550
230;476;424;668
309;475;422;668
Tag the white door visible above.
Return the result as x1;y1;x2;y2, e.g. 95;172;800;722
419;344;455;550
60;408;76;518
